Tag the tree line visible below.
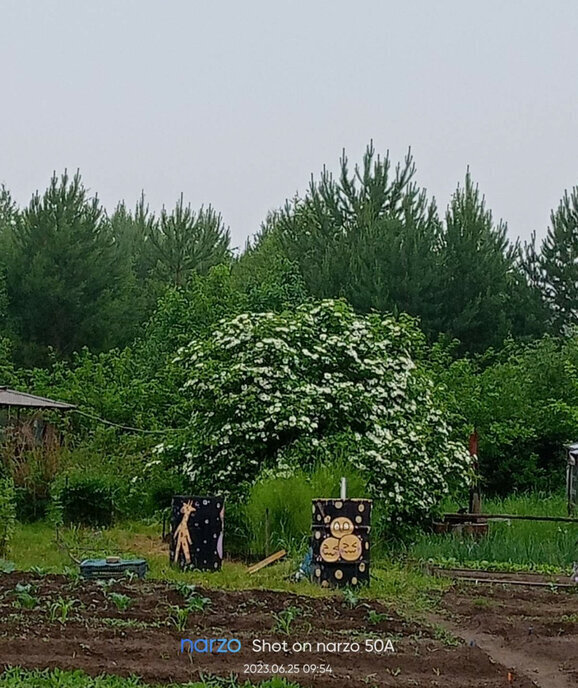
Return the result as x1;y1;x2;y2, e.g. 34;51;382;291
0;143;577;366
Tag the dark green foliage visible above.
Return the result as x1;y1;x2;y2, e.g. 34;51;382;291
109;193;156;283
0;474;16;556
0;185;17;336
51;471;118;527
431;335;578;494
145;472;187;512
433;171;534;353
257;146;545;353
13;487;50;523
269;145;441;321
0;336;16;386
4;172;139;364
0;148;575;512
148;194;231;286
539;187;578;333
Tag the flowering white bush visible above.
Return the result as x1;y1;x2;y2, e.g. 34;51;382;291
159;300;472;522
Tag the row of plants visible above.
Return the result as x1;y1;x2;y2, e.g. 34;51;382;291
0;667;301;687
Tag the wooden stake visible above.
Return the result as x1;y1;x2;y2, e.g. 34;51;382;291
247;549;287;575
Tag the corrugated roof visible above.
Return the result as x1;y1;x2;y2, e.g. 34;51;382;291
0;387;75;410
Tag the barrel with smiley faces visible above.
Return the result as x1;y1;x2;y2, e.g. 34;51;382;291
311;498;372;587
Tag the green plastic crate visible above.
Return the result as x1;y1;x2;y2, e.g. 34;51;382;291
80;557;147;580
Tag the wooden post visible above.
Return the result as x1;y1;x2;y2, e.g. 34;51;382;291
264;508;270;557
468;430;482;514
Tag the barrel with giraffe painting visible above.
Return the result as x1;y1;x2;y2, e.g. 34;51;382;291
311;498;372;587
170;495;224;571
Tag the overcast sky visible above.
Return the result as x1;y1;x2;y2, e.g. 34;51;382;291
1;1;577;250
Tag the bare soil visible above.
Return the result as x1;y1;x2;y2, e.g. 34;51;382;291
437;582;578;688
0;572;575;686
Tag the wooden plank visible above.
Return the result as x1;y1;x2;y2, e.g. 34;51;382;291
443;512;578;524
450;575;576;589
247;549;287;575
430;566;573;586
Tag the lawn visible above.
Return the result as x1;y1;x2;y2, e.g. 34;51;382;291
4;491;575;615
4;520;447;611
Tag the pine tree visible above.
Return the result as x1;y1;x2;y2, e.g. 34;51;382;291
6;171;135;362
435;171;519;352
513;232;551;340
109;192;158;283
147;194;231;287
540;187;578;333
0;185;17;332
270;144;441;329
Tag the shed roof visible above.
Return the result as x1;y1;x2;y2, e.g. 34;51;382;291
0;386;75;411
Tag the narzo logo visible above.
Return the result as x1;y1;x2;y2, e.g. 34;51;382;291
180;638;241;654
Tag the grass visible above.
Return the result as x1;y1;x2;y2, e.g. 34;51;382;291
2;520;447;612
0;668;302;687
409;492;578;573
4;492;573;607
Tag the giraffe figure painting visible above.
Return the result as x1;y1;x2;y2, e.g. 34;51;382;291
170;495;225;571
173;500;196;565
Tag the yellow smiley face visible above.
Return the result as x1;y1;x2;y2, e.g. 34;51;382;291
320;537;340;562
339;534;363;561
330;517;354;539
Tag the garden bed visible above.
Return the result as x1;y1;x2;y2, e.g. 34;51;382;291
1;572;571;687
438;583;578;688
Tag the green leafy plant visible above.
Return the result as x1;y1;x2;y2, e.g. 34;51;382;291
185;593;211;613
272;606;302;635
107;592;133;612
0;475;16;557
174;582;211;612
0;559;15;573
174;582;197;598
63;565;82;582
30;566;48;576
47;596;80;624
50;472;118;527
12;583;40;610
13;591;39;609
342;587;359;609
431;624;460;647
367;610;390;625
167;604;189;631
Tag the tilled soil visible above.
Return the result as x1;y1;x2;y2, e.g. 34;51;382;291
0;572;572;687
438;583;578;688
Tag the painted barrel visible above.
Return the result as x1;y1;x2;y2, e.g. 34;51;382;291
170;495;224;571
311;498;372;587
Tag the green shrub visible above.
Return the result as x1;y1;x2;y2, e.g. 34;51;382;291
122;457;190;519
430;335;578;494
145;471;187;512
0;475;16;556
14;487;49;523
162;300;472;525
50;471;118;526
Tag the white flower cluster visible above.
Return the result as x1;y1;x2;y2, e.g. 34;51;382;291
160;300;472;520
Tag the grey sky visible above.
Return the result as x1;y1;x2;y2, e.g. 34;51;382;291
2;1;577;251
